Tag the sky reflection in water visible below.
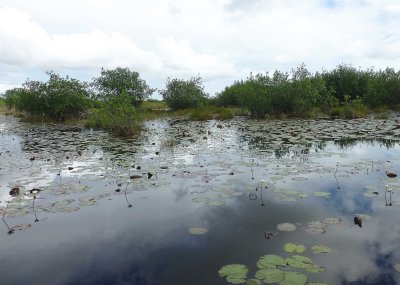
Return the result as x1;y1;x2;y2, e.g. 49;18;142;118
1;116;400;285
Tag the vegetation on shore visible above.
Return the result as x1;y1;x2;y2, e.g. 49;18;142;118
2;64;400;136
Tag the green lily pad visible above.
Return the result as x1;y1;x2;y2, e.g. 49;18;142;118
188;227;208;235
279;271;307;285
226;276;246;284
258;255;286;268
306;265;326;273
311;245;332;254
207;201;225;206
219;264;248;284
277;223;297;232
246;279;262;285
192;197;211;203
285;255;313;270
284;243;306;253
255;268;285;283
322;217;341;225
313;192;331;197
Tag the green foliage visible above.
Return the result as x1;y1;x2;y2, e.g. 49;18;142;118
86;92;142;137
93;67;155;107
161;76;209;110
5;72;91;121
364;68;400;107
214;65;338;118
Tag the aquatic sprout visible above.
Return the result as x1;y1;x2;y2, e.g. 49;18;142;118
2;201;14;235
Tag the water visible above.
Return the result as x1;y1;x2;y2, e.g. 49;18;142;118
1;115;400;285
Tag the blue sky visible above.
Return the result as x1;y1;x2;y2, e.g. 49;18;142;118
0;0;399;98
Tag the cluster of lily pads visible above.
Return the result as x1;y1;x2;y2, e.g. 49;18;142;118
305;217;341;235
219;252;330;285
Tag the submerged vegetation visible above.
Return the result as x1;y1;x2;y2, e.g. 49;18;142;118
2;64;400;135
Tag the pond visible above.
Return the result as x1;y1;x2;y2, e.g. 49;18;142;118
1;114;400;285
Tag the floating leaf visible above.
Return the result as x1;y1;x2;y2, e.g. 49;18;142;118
219;264;248;284
11;223;31;231
284;243;306;253
192;197;211;203
277;223;297;232
188;227;208;235
322;217;341;225
306;265;326;273
305;227;325;235
311;245;332;254
246;279;262;285
313;192;331;197
279;271;307;285
286;256;313;270
207;201;225;206
255;268;285;283
258;255;286;268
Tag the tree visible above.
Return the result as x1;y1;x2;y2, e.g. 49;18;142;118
160;76;209;110
4;72;91;121
93;67;155;107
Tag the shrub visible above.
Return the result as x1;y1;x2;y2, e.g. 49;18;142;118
86;92;141;137
161;76;209;110
92;67;155;107
4;72;91;121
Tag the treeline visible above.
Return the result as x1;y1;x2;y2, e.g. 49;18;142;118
214;64;400;118
3;64;400;135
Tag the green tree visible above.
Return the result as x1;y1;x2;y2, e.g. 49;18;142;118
93;67;155;107
4;72;91;120
160;76;209;110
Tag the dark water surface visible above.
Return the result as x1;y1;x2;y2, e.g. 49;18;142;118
1;115;400;285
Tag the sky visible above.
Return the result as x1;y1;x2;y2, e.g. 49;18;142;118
0;0;400;98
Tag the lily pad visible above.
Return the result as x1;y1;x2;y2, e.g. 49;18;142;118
286;255;313;269
313;192;331;197
11;223;32;231
305;227;325;235
284;243;306;253
219;264;248;284
279;271;307;285
188;227;208;235
277;223;297;232
258;255;286;268
207;201;225;206
192;197;211;203
246;279;262;285
255;268;285;283
322;217;341;225
311;245;332;254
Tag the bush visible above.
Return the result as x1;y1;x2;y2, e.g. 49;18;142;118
86;92;141;137
161;76;209;110
4;72;91;121
92;67;155;107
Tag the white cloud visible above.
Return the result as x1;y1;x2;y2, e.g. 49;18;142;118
0;0;399;94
